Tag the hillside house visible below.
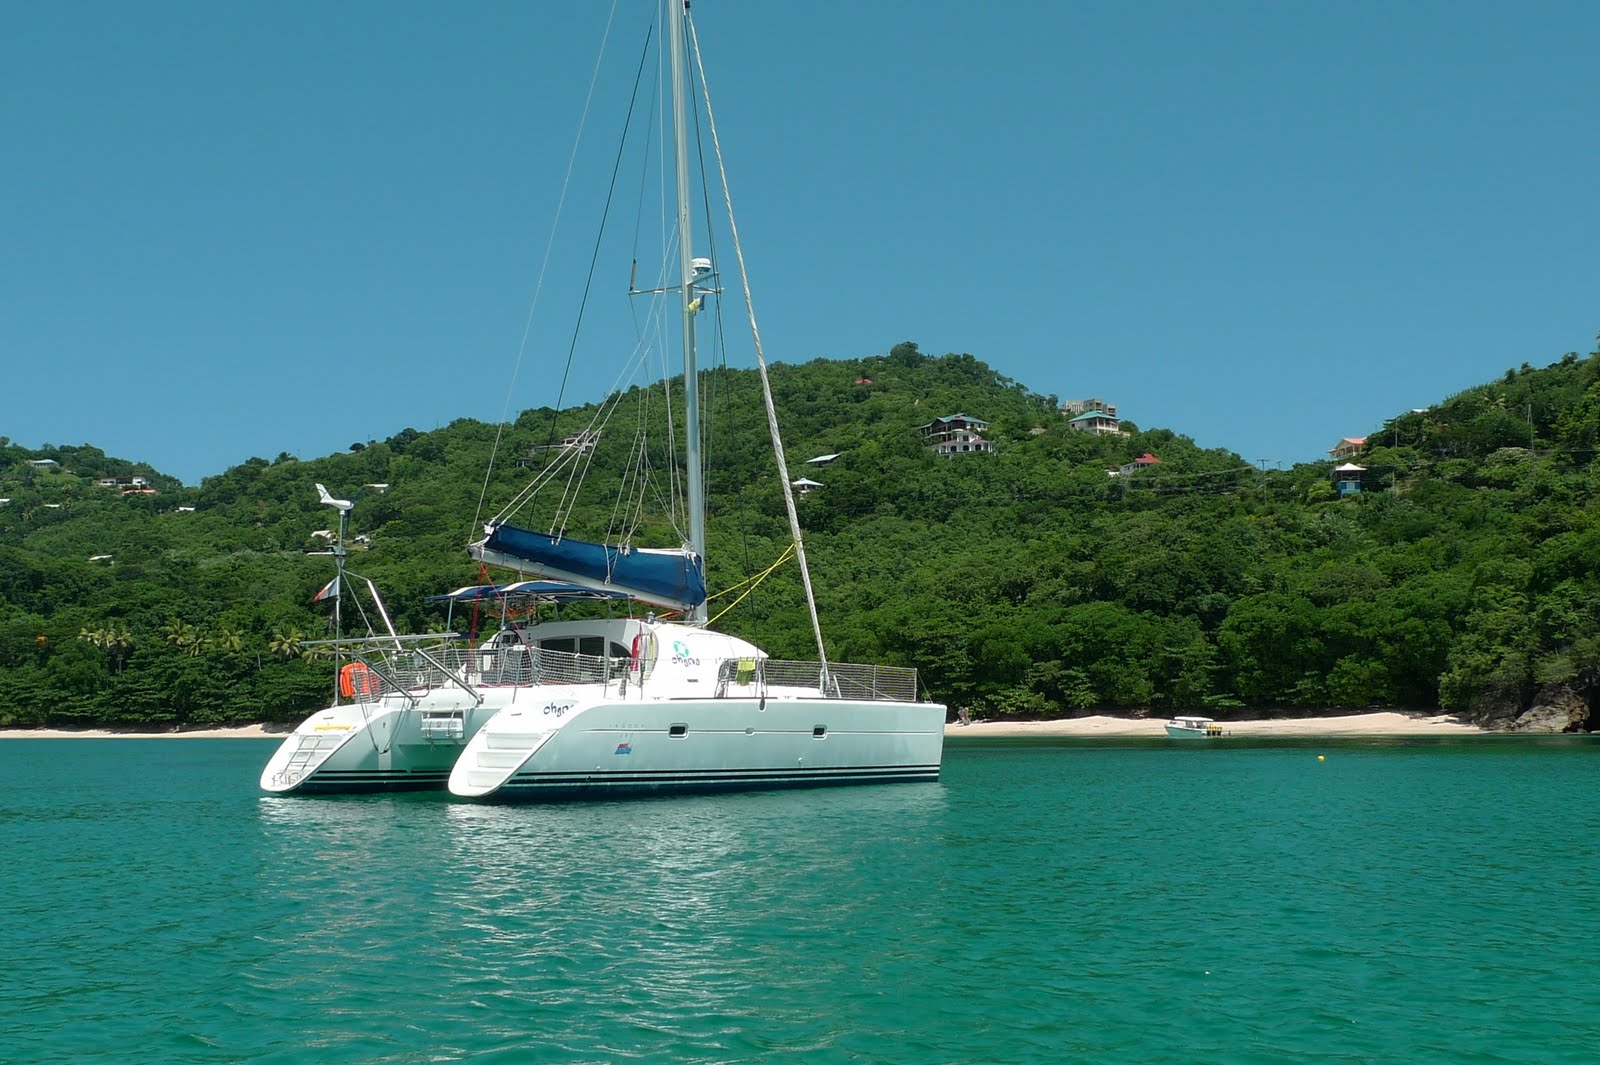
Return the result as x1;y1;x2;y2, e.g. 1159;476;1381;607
1067;410;1125;436
805;453;840;466
518;430;601;467
1329;437;1366;460
1060;398;1117;418
96;476;149;489
1117;453;1161;476
791;477;823;496
563;430;600;453
27;459;59;469
1333;462;1365;497
919;414;995;457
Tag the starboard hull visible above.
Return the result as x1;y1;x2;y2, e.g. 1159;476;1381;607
450;695;946;802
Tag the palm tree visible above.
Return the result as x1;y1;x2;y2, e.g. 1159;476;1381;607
209;625;245;655
77;626;107;649
267;628;305;660
164;621;203;657
105;623;132;675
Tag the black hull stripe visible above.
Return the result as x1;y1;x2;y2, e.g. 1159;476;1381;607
511;763;940;781
309;771;451;779
290;779;447;794
491;772;938;801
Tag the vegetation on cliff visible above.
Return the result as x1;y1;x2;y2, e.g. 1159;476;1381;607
2;340;1597;729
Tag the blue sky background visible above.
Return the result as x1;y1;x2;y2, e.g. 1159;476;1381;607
3;1;1596;484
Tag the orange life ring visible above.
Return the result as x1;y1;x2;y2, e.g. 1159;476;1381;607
339;662;374;699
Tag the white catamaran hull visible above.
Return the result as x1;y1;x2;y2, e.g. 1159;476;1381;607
259;695;498;794
450;696;945;800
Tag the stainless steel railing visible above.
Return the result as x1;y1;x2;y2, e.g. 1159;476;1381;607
322;635;923;705
721;658;921;703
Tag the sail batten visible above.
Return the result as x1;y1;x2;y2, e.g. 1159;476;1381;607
470;523;705;612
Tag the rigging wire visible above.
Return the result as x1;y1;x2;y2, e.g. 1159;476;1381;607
687;12;830;667
684;38;753;586
471;0;624;546
537;20;658;479
631;24;686;542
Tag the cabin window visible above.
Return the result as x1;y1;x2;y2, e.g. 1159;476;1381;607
813;725;827;739
669;723;688;738
541;638;576;654
578;636;605;658
608;642;631;660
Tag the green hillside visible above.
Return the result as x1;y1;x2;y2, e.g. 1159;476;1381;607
3;340;1597;730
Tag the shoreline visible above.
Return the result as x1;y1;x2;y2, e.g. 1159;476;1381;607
0;712;1484;740
0;724;291;740
946;711;1483;738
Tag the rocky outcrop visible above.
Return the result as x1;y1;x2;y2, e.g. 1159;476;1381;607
1463;688;1525;730
1505;684;1592;733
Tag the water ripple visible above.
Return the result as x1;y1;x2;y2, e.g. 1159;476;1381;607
3;738;1599;1062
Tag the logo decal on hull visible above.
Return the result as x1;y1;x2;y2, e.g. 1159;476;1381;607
614;743;632;756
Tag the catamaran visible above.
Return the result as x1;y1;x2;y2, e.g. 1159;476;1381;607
260;1;946;798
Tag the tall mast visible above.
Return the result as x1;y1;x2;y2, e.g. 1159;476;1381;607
668;0;707;624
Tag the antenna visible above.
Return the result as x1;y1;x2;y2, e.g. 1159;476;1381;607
315;483;355;701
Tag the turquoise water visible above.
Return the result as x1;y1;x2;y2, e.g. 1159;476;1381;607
2;737;1597;1063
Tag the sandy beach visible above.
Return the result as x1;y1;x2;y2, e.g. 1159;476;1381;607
946;711;1481;738
0;724;290;740
1;712;1482;740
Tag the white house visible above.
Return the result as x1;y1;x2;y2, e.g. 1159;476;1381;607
919;414;995;457
1067;410;1125;436
1329;437;1366;460
1117;453;1161;476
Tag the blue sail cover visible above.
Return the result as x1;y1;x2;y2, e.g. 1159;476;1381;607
473;523;706;611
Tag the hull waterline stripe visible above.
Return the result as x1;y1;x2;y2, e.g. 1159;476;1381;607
490;771;939;800
510;762;939;781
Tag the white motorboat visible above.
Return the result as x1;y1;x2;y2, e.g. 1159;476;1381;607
263;1;946;797
1165;715;1227;738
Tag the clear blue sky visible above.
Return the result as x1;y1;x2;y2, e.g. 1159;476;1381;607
4;1;1597;484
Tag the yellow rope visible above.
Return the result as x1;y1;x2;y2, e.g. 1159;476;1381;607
707;543;795;625
704;543;795;602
